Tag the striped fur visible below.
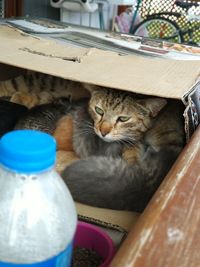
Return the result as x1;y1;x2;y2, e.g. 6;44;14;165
0;70;90;108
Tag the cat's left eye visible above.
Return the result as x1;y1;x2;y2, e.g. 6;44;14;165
95;106;104;116
117;116;130;122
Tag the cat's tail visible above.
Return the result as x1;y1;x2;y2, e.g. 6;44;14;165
61;147;178;212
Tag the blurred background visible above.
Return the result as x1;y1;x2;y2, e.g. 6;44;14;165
1;0;200;45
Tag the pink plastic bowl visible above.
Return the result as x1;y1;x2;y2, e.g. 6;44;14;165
74;221;115;267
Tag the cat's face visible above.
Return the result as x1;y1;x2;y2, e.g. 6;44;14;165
88;88;167;143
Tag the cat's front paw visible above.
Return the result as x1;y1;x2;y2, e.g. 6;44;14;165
122;143;145;164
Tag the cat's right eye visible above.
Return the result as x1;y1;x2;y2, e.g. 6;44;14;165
95;106;104;116
117;116;130;122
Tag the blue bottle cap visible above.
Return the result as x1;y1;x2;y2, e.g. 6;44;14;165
0;130;56;173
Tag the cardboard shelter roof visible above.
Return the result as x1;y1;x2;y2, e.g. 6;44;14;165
0;24;200;99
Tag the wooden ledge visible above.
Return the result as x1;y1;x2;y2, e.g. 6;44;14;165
110;125;200;267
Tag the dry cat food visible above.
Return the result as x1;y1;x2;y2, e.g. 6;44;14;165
72;247;103;267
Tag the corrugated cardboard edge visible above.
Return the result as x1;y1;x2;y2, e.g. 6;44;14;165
1;24;200;99
75;202;139;233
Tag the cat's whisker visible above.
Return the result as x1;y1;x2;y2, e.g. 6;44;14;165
85;125;94;130
83;125;95;132
73;129;94;136
81;121;93;126
73;128;96;137
126;141;136;147
125;135;136;142
122;140;134;147
111;135;135;146
126;137;135;142
118;137;136;147
113;139;122;146
73;121;94;130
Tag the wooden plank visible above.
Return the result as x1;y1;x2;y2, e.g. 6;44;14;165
109;125;200;267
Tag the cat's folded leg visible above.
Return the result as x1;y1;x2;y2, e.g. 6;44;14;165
61;156;148;212
122;143;145;164
61;146;181;212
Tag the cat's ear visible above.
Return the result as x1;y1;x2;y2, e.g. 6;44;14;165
137;98;167;117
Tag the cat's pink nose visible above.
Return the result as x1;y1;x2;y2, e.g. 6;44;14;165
100;121;112;137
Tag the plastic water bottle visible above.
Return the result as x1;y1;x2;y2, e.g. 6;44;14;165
0;129;77;266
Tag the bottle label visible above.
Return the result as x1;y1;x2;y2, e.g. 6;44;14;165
0;242;73;267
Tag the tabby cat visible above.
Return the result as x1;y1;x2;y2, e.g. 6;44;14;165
0;70;90;108
61;86;185;212
14;97;71;134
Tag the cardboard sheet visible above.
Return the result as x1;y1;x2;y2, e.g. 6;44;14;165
0;25;200;99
